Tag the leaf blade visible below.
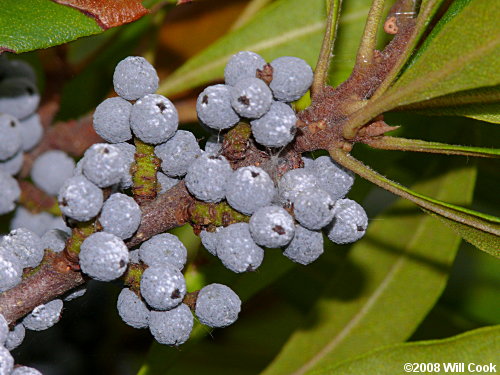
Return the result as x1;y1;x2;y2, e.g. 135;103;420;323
313;325;500;375
260;162;477;375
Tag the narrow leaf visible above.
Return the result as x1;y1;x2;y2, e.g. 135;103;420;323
365;136;500;158
313;325;500;374
329;149;500;257
395;85;500;124
261;162;477;375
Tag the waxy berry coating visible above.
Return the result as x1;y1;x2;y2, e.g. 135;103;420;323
113;56;159;100
149;304;193;346
325;199;368;244
196;84;239;130
217;223;264;273
140;264;186;310
79;232;129;281
195;283;241;328
249;205;295;248
224;51;266;86
225;166;275;215
230;78;273;119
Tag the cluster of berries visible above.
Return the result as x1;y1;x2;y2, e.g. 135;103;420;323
0;56;42;217
0;50;369;370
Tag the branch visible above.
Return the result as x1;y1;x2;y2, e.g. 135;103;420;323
355;0;386;72
0;252;85;325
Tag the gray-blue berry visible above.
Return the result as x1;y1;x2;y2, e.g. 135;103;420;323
113;142;136;189
149;303;193;346
113;56;159;100
283;225;323;265
224;51;266;86
58;175;103;221
31;150;75;195
325;199;368;244
250;101;296;147
129;249;140;264
0;345;13;375
0;247;23;292
2;59;37;83
0;314;7;345
63;286;87;302
249;205;295;248
0;151;23;176
196;84;239;130
19;113;43;151
216;223;264;273
140;264;186;310
293;188;335;230
157;172;179;194
313;155;355;201
4;323;25;351
226;166;275;215
269;56;313;102
22;299;63;331
11;366;43;375
204;135;222;156
1;228;44;268
10;208;54;237
117;288;150;329
0;171;20;215
0;77;40;120
278;168;318;204
139;233;187;270
185;153;232;203
99;193;141;240
199;228;221;256
130;94;178;144
230;77;273;118
41;229;69;253
154;130;201;177
195;283;241;328
0;113;22;161
93;97;132;143
82;143;127;188
79;232;129;281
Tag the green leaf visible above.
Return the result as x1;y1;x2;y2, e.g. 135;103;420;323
426;210;500;259
395;85;500;124
157;0;374;96
260;163;477;375
312;325;500;374
0;0;102;53
385;0;500;107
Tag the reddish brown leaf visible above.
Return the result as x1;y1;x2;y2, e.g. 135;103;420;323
51;0;150;29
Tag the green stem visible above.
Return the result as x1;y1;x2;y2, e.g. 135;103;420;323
64;220;98;259
364;136;500;158
328;147;500;235
355;0;386;71
189;202;249;227
132;138;161;204
311;0;342;99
